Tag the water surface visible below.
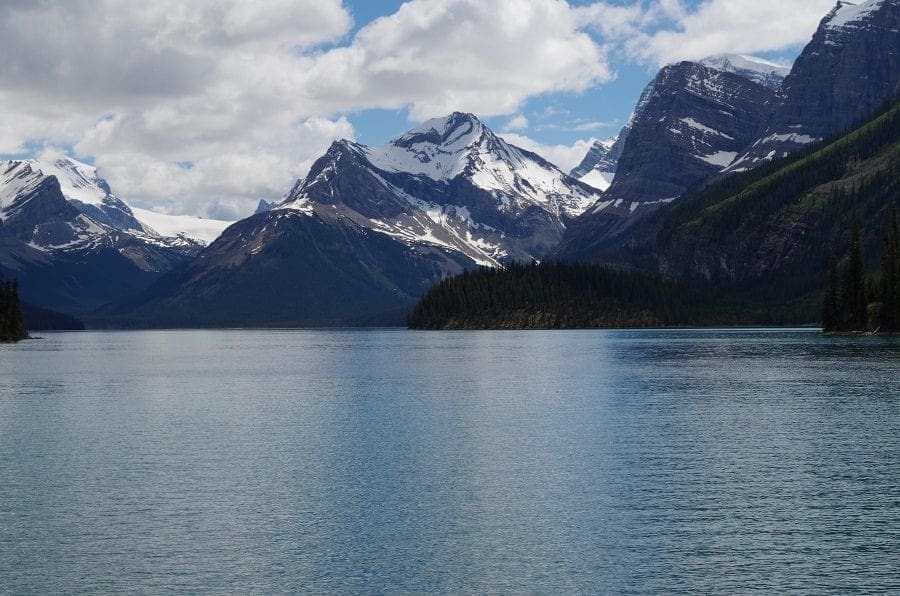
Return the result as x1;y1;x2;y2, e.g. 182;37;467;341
1;329;898;593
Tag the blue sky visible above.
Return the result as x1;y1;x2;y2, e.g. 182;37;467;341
0;0;837;218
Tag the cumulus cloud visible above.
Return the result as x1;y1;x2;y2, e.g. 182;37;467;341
0;0;355;217
501;134;598;174
302;0;612;120
579;0;837;66
503;115;530;132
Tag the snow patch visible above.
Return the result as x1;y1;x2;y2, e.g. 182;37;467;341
131;207;232;245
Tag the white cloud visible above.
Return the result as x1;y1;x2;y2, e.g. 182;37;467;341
87;117;355;221
578;0;837;66
501;133;597;174
300;0;613;120
503;115;530;132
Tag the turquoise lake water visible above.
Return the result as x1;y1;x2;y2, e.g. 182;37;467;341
1;329;898;592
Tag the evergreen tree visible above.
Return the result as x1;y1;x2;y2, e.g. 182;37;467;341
823;252;840;331
878;204;899;331
844;227;868;331
0;274;28;342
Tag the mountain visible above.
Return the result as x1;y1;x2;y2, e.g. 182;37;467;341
0;157;230;313
568;54;788;196
569;136;620;191
557;58;783;260
730;0;900;170
559;1;900;263
255;199;276;214
107;113;604;327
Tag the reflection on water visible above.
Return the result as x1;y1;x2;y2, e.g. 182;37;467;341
0;329;898;592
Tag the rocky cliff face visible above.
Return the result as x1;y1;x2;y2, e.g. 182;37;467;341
556;59;781;260
569;136;620;191
731;0;900;170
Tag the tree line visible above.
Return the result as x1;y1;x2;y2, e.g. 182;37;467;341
823;206;900;333
0;275;28;342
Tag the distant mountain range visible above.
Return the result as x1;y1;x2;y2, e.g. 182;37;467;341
3;0;898;327
0;156;231;313
105;112;604;326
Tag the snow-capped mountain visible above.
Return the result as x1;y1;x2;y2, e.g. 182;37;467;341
0;157;231;313
558;0;900;264
279;112;602;265
111;113;605;326
4;156;232;248
729;0;900;171
566;54;787;203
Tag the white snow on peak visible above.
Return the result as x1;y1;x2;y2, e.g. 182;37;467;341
363;113;488;181
700;54;791;78
0;161;45;217
826;0;886;29
131;207;233;245
21;155;112;207
349;113;601;218
596;137;617;151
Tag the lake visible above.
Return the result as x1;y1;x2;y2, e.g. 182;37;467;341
1;329;898;593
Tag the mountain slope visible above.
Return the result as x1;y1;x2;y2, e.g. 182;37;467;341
105;210;473;327
281;112;602;265
586;96;900;321
413;97;900;329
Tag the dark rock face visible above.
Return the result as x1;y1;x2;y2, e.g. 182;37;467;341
780;0;900;137
560;2;900;265
732;0;900;169
556;62;777;261
254;199;276;214
569;137;623;184
605;62;776;205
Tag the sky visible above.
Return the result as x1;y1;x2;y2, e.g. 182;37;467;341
0;0;839;220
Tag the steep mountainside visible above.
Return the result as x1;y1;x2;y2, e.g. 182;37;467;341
587;97;900;321
281;112;602;265
107;113;603;326
569;54;788;195
557;59;782;260
731;0;900;170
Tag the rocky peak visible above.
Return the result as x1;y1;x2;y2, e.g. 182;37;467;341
390;112;486;149
699;54;791;90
